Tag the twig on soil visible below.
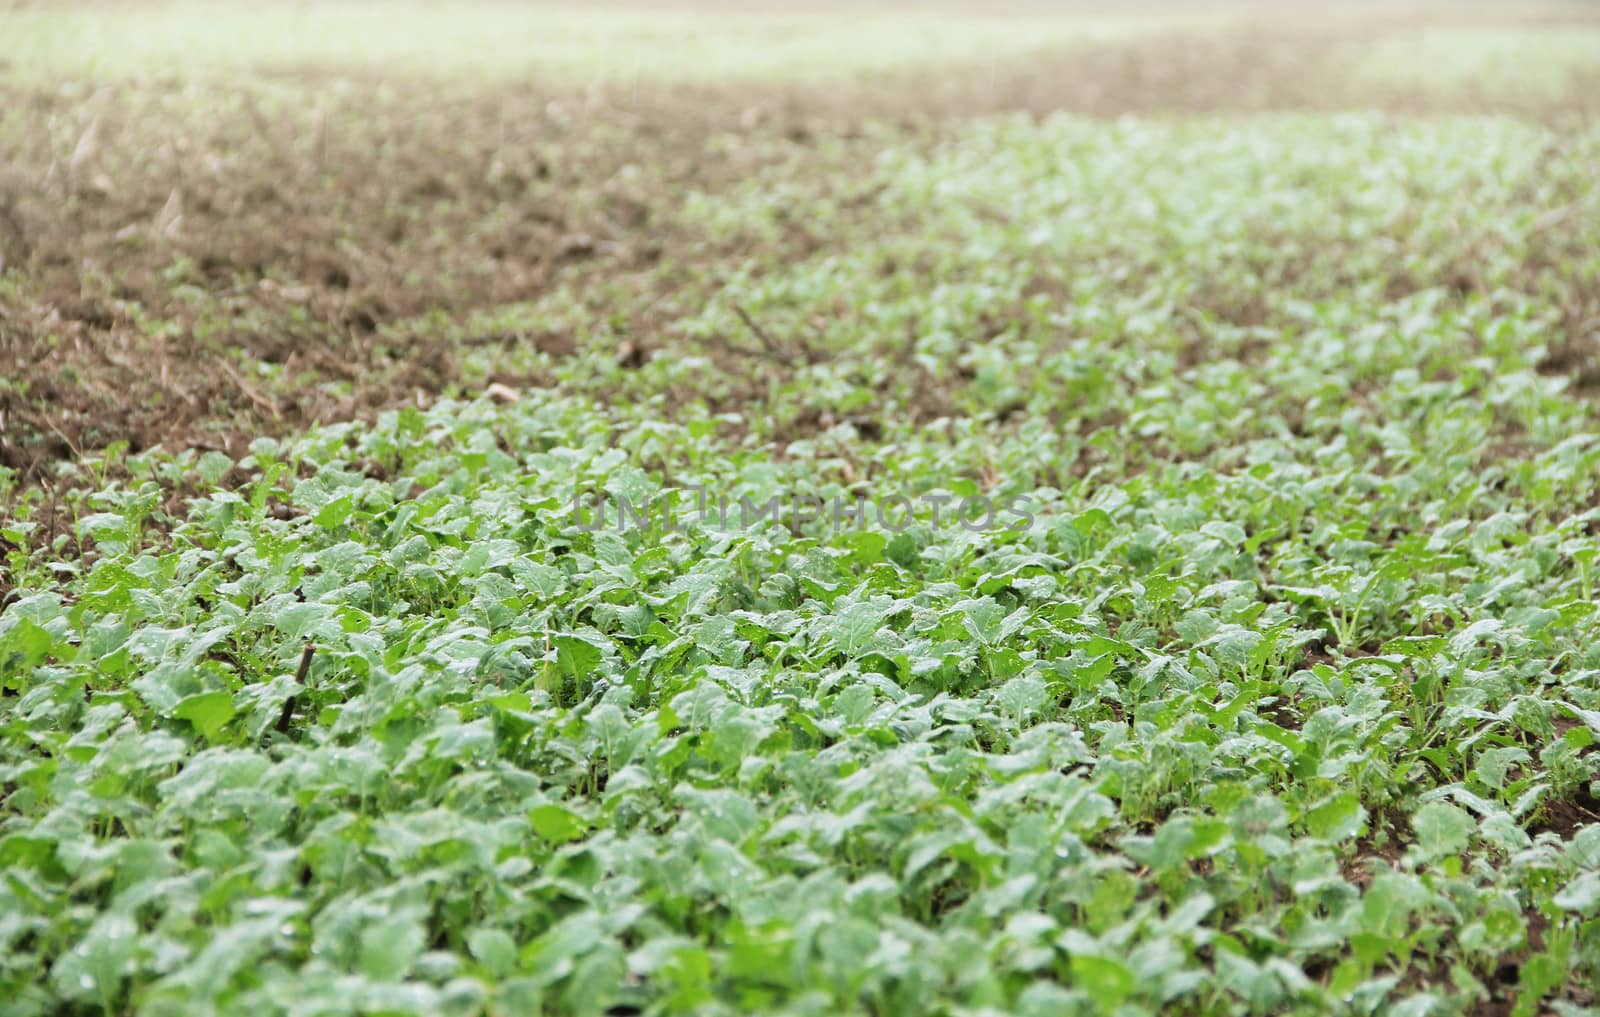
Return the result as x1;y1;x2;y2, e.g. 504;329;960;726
711;335;792;366
42;480;57;549
1531;201;1581;235
902;314;920;360
39;417;84;463
215;359;282;420
462;330;523;347
275;642;316;735
731;302;799;366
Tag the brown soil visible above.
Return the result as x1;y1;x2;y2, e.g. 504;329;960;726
1529;782;1600;839
0;77;745;477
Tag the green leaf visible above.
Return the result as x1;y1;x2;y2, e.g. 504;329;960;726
1306;792;1365;841
554;635;603;682
313;493;356;528
529;803;588;843
831;598;895;656
1069;953;1135;1005
489;691;533;713
50;912;135;1003
511;558;566;599
1412;802;1474;860
1553;872;1600;913
274;602;333;640
358;915;426;982
468;928;519;978
172;691;236;741
0;616;56;670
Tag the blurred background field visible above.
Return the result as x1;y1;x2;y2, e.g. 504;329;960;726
2;1;1158;86
1;1;1596;98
